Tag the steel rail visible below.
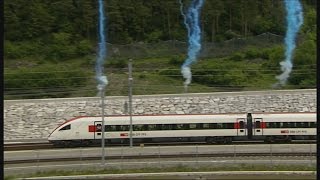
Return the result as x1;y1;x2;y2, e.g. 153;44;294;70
4;152;316;165
4;141;315;151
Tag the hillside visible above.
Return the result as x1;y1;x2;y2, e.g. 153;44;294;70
4;0;316;99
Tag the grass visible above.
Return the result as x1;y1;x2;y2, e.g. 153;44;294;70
4;45;316;100
4;164;316;180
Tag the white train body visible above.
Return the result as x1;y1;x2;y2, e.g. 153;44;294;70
48;113;316;146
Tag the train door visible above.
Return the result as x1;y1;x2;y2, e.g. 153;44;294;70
94;121;102;139
253;118;263;136
237;118;247;136
246;113;253;139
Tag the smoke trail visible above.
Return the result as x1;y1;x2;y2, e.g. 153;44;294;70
273;0;303;87
96;0;108;93
179;0;205;90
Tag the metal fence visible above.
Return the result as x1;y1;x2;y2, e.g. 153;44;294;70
106;32;284;59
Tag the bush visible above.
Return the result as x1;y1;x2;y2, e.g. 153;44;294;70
146;30;163;43
158;68;180;76
43;32;79;60
4;41;43;59
107;58;127;68
4;41;22;59
244;47;260;59
138;73;147;79
168;56;184;66
4;65;88;99
229;52;245;61
76;40;94;56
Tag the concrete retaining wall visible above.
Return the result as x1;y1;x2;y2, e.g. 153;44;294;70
4;89;316;140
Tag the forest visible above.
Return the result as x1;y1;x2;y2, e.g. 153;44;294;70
4;0;316;99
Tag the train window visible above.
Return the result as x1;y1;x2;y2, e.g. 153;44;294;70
141;125;148;131
123;125;130;131
105;125;110;131
239;121;244;129
122;125;130;131
116;125;122;131
96;124;102;132
222;124;226;129
296;122;303;128
301;122;309;128
265;122;270;128
209;123;216;129
288;122;296;128
196;123;203;129
224;123;234;129
190;124;197;129
255;122;261;128
203;123;210;129
156;124;162;130
277;122;282;128
310;122;316;128
282;122;289;128
133;125;144;131
266;122;272;128
161;124;170;130
183;124;189;130
175;124;181;130
267;122;280;128
148;124;156;130
255;120;261;128
175;124;184;130
171;124;177;130
216;123;222;129
278;122;282;128
106;125;117;131
59;124;71;131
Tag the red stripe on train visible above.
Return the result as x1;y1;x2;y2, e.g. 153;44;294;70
261;122;266;128
234;122;239;129
281;130;289;133
120;133;129;137
88;125;96;132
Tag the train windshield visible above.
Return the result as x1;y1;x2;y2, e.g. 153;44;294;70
59;124;71;131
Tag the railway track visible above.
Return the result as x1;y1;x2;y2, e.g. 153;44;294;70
4;143;53;151
4;140;315;151
4;152;316;165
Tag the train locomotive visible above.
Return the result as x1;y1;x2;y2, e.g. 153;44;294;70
48;112;316;147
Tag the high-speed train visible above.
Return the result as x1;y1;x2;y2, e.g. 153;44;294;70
48;113;316;147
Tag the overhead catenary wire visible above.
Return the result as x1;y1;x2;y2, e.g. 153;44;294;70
4;64;317;75
4;71;316;83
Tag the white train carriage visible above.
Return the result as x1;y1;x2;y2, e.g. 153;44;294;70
48;113;316;147
251;113;316;142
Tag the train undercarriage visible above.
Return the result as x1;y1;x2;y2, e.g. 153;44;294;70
49;134;316;148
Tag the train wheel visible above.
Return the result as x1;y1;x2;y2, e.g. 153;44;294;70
61;141;72;147
265;136;274;143
81;140;90;147
225;137;233;144
285;136;292;143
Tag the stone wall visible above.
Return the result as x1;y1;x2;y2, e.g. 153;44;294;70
4;89;316;140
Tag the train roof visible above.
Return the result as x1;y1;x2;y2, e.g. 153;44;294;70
251;112;316;122
60;114;246;125
58;112;316;126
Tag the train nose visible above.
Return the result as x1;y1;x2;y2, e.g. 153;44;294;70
48;134;53;140
48;131;56;140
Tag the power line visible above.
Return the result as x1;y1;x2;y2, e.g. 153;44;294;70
4;64;317;74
